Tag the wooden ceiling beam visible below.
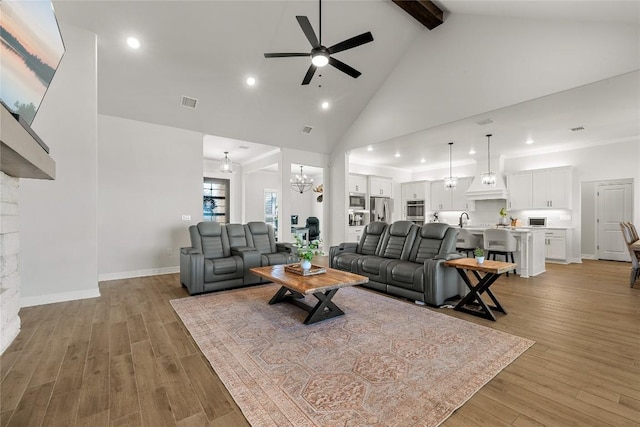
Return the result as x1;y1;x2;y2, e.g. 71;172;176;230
391;0;444;30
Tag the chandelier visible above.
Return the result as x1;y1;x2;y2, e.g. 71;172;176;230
290;165;313;193
219;151;232;173
481;134;496;186
444;141;458;189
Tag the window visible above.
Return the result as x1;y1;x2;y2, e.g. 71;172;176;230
264;189;278;238
203;178;229;223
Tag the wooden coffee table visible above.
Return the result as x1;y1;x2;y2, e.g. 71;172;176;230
444;258;517;321
250;264;369;325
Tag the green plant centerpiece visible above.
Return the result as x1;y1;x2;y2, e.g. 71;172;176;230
473;247;485;264
293;234;323;270
499;207;508;225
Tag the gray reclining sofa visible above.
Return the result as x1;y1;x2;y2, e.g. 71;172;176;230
329;220;462;306
180;221;296;295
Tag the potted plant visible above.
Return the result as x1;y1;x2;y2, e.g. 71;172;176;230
474;247;485;264
499;207;508;225
293;234;323;270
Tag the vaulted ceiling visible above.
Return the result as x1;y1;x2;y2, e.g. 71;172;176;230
53;1;640;170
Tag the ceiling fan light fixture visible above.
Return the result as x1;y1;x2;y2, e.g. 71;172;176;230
311;51;329;67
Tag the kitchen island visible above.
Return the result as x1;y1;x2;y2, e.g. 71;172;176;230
464;227;546;278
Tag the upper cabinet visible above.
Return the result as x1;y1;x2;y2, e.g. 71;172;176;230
401;181;427;201
348;174;367;194
369;176;393;197
508;166;572;210
430;178;475;211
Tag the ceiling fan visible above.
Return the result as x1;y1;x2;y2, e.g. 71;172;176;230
264;0;374;85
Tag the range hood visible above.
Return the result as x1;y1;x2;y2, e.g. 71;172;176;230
466;154;508;200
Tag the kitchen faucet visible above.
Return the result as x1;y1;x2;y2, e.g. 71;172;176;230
459;212;469;228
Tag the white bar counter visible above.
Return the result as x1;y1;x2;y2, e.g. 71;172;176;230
464;227;546;278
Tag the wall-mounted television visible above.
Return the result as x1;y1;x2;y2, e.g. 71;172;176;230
0;0;65;129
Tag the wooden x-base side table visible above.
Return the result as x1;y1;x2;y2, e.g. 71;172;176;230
444;258;517;321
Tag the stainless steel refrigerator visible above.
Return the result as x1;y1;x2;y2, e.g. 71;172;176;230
370;197;394;223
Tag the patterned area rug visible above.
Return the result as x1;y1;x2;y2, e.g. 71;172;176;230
171;284;533;426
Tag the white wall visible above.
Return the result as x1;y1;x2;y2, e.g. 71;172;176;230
97;115;203;279
244;171;280;223
341;14;640;150
203;158;242;224
19;25;99;306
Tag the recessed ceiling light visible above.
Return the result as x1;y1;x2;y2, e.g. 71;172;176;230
321;101;330;110
246;76;256;86
525;139;534;145
394;152;400;158
469;148;476;155
420;158;426;163
126;36;140;49
367;146;373;151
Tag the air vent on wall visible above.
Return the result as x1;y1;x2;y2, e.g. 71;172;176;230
475;118;494;126
570;126;585;132
180;96;198;109
301;126;313;134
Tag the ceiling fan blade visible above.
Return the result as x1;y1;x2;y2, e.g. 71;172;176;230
296;16;320;48
327;32;374;55
302;64;317;85
329;57;361;79
264;52;310;58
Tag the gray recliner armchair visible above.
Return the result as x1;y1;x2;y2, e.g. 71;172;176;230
244;221;296;266
180;222;244;295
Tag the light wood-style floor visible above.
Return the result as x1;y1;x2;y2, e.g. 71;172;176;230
1;259;639;426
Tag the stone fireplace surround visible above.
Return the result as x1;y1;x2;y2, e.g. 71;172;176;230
0;104;56;354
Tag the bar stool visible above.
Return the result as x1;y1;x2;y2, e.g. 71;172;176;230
483;229;517;276
456;229;481;258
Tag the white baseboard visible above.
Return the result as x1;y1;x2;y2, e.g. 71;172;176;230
21;287;101;308
572;257;585;263
581;254;596;260
98;266;179;282
0;316;20;355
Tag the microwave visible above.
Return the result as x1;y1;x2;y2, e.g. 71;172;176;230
528;217;547;227
349;193;366;210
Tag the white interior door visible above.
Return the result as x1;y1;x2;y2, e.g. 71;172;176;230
597;182;633;261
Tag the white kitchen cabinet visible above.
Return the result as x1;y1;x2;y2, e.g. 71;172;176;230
507;172;533;210
430;180;448;210
349;174;367;194
347;226;365;243
369;176;392;197
544;229;568;262
401;181;427;201
507;167;572;210
430;178;474;211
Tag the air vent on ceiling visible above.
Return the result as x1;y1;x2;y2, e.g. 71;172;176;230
301;126;313;134
180;96;198;109
570;126;585;132
238;145;250;150
475;118;494;126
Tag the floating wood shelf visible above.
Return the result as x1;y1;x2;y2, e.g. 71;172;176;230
1;104;55;180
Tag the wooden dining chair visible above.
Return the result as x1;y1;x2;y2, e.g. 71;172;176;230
619;222;640;286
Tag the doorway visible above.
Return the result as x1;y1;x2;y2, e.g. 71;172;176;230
596;180;633;261
203;178;230;223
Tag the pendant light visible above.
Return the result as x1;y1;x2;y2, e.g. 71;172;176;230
290;165;314;193
444;142;458;189
219;152;232;173
481;134;496;186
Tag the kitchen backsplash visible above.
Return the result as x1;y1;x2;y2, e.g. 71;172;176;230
429;200;573;228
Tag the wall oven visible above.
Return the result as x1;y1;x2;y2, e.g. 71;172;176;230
406;200;425;222
349;193;366;210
